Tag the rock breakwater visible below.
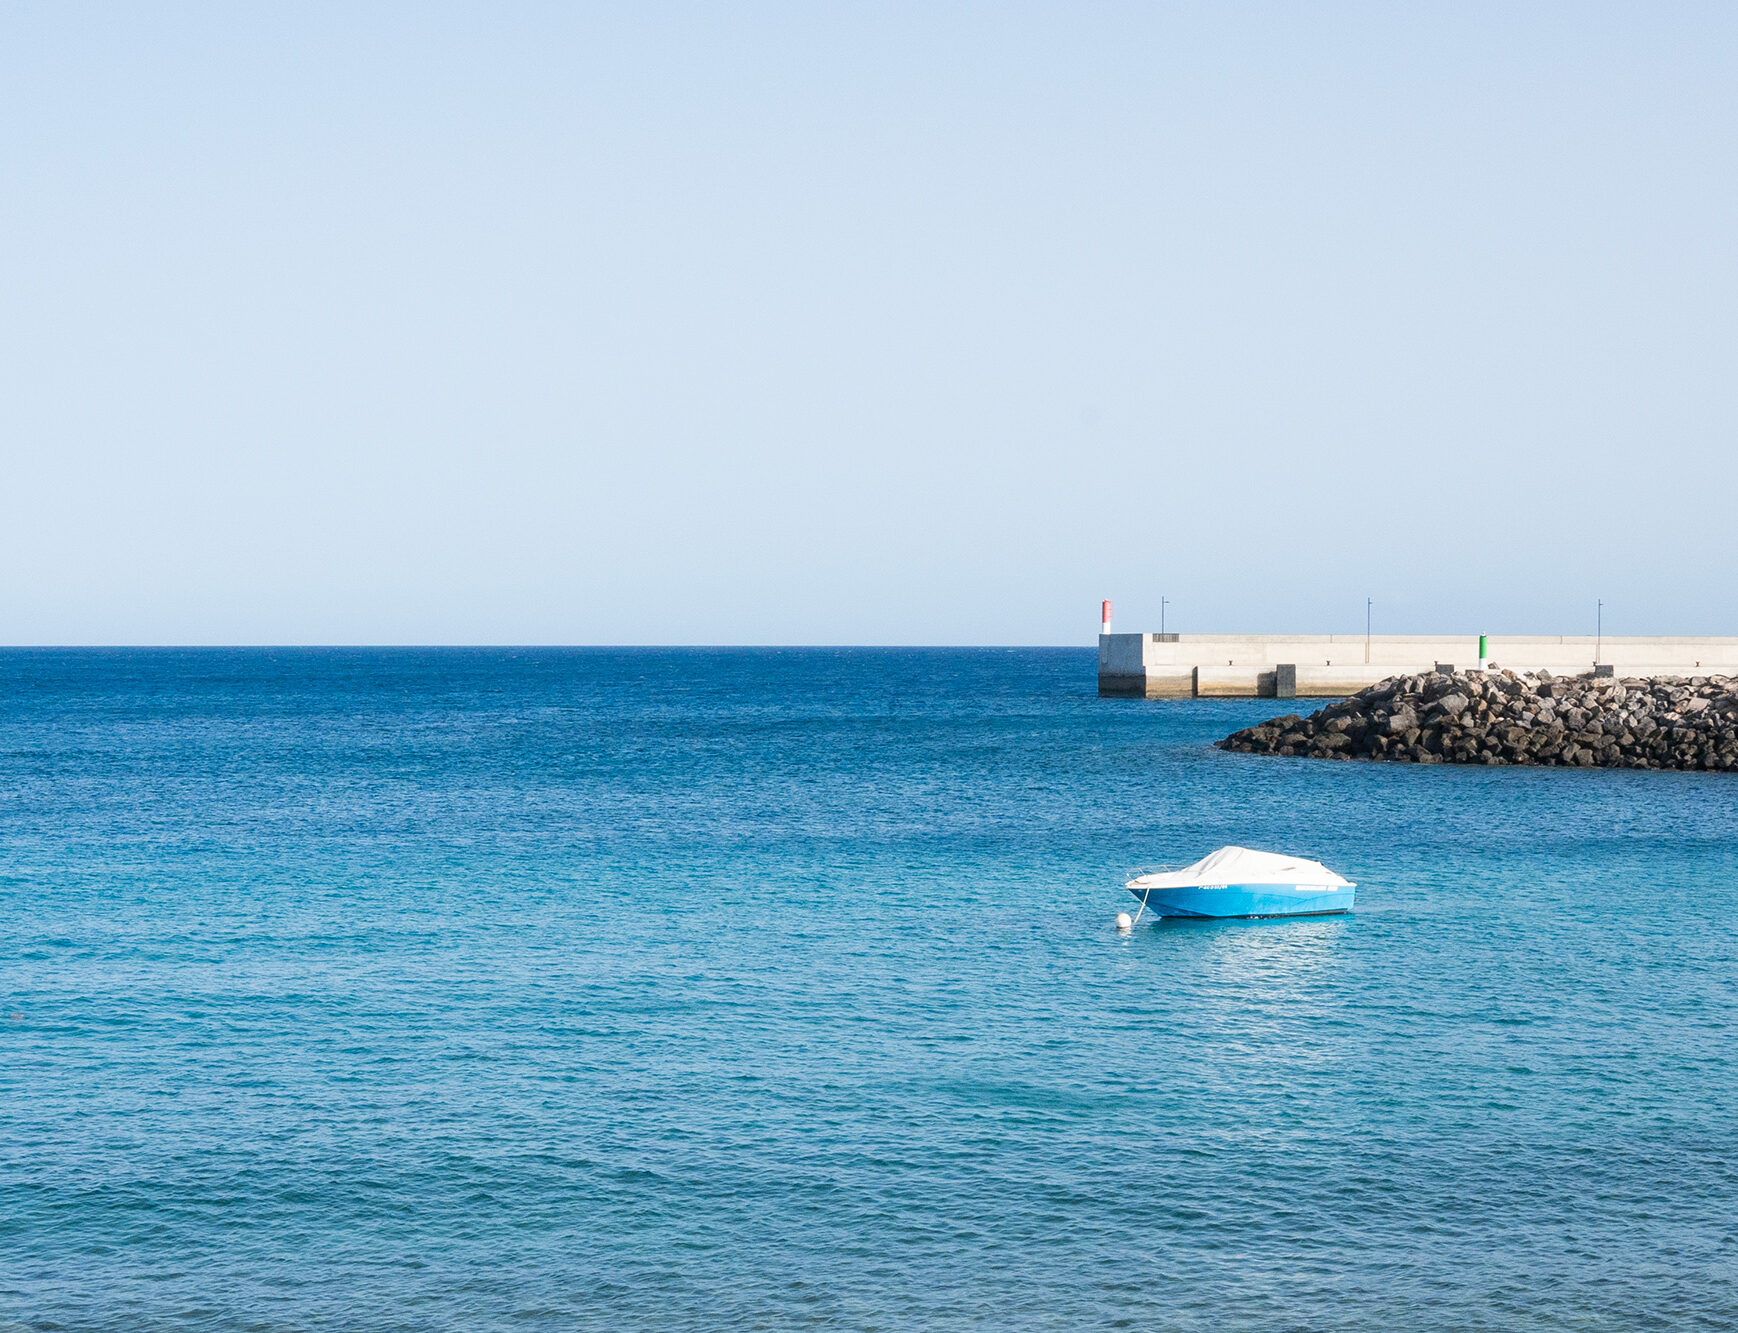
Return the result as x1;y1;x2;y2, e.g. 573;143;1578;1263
1218;670;1738;770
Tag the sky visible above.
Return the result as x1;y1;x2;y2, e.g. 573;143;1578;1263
3;2;1735;645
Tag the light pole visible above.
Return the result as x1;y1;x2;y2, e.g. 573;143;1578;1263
1597;599;1603;665
1161;597;1168;636
1365;597;1372;663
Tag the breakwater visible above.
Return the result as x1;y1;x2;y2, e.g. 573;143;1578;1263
1218;670;1738;770
1099;633;1738;698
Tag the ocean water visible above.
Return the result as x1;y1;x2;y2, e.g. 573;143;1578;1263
3;647;1736;1332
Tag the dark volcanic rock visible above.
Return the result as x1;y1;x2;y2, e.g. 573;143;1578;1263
1216;670;1738;772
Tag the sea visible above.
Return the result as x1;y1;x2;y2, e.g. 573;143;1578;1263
2;648;1735;1331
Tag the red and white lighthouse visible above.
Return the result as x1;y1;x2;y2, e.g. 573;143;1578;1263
1101;600;1113;636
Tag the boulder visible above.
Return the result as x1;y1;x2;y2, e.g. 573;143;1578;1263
1213;670;1738;775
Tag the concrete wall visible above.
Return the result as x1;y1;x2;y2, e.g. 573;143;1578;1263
1098;633;1738;698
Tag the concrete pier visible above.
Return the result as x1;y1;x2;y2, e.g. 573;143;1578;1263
1098;634;1738;699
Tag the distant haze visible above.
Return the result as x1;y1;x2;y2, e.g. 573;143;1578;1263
4;3;1734;645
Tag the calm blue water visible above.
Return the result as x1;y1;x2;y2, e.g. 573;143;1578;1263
3;648;1736;1331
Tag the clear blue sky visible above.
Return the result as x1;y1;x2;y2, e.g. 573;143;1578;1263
4;3;1734;644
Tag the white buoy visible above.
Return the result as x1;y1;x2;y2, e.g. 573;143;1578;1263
1115;911;1133;932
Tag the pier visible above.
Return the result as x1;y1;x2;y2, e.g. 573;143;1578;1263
1098;634;1738;699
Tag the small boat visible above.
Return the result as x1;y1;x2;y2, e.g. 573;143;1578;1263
1125;846;1355;920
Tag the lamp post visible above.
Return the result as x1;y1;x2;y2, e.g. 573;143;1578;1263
1597;599;1602;666
1161;597;1168;636
1365;597;1371;664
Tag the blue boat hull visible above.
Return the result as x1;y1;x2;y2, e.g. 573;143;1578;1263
1127;882;1356;919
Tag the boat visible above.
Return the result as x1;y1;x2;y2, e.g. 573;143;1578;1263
1124;846;1355;920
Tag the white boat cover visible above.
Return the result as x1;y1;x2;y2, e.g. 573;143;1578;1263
1128;845;1352;889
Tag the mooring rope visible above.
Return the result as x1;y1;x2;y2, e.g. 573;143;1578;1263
1130;885;1153;927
